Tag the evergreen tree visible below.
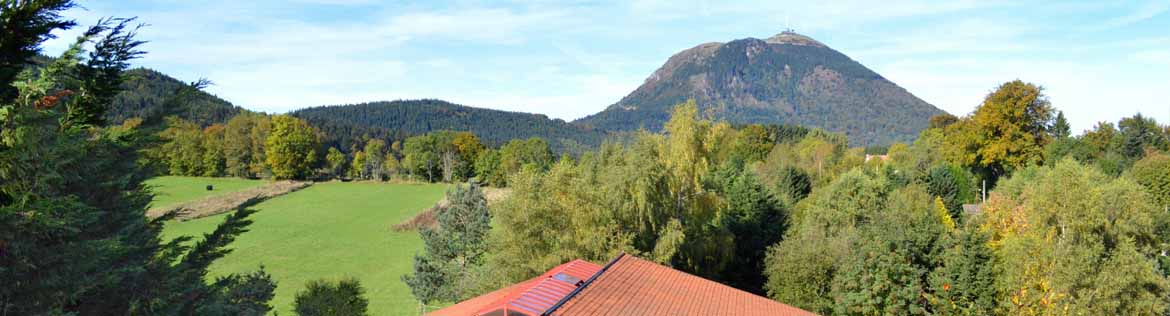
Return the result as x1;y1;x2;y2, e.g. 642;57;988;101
0;12;273;314
720;170;788;294
403;183;492;305
1051;111;1071;139
929;227;995;316
293;278;369;316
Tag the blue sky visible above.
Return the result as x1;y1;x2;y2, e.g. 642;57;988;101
44;0;1170;134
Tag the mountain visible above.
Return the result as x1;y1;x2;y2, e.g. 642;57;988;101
109;68;244;126
291;99;609;153
573;31;944;146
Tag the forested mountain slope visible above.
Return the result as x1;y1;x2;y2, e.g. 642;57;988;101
292;99;609;152
109;68;244;125
574;31;945;146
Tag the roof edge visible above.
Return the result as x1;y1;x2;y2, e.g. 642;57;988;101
541;253;626;316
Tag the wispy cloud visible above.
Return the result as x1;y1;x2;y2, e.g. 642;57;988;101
1101;0;1170;29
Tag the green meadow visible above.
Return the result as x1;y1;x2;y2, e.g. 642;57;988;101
146;176;266;209
158;180;448;316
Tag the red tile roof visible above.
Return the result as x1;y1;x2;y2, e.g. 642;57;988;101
429;254;816;316
549;254;817;316
428;259;602;316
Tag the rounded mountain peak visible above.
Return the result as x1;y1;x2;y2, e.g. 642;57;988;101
765;30;827;48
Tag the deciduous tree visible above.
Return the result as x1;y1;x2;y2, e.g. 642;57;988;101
265;115;318;180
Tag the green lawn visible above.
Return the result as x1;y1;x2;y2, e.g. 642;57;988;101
161;181;448;316
146;176;266;209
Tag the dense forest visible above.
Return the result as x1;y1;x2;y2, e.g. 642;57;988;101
292;99;610;153
109;68;243;126
5;1;1170;316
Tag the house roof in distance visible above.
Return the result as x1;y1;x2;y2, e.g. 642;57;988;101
429;253;817;316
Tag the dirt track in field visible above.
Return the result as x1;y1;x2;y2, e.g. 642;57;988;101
147;181;312;221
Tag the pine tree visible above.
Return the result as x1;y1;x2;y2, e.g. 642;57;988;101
1051;111;1071;139
403;183;492;305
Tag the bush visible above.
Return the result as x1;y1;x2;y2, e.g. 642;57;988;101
293;278;369;316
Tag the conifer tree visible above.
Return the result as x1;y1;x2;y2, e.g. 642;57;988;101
0;8;274;314
403;183;492;305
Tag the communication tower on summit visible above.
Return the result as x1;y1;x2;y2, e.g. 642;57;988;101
784;12;795;33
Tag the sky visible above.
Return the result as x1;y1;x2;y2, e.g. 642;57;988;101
43;0;1170;134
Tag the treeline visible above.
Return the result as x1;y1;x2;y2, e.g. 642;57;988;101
404;82;1170;315
151;111;560;185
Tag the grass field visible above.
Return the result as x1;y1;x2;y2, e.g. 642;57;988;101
147;176;266;209
159;181;449;316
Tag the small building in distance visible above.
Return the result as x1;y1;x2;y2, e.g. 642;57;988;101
864;154;889;163
429;253;817;316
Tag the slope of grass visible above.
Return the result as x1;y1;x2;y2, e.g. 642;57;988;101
147;176;265;209
161;181;448;316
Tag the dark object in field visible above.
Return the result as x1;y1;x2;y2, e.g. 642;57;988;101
206;185;214;191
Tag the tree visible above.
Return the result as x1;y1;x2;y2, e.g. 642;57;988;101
1;14;274;314
349;150;365;179
929;113;959;129
402;134;440;181
474;149;504;186
1118;113;1169;160
1050;111;1071;139
1131;152;1170;209
928;227;995;316
450;131;485;181
0;0;77;103
403;183;492;305
325;147;347;179
833;242;928;316
157;116;205;176
201;124;226;177
360;139;386;180
719;170;788;294
248;115;272;177
265;115;318;180
499;137;553;175
224;113;260;178
968;80;1054;178
923;163;973;221
984;159;1170;315
293;278;369;316
382;151;400;179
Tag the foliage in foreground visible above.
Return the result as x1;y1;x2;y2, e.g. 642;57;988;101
0;2;274;314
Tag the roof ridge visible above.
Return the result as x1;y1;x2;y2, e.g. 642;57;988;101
541;253;626;316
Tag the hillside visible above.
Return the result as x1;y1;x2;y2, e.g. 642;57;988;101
109;68;244;126
573;31;944;146
291;99;609;152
